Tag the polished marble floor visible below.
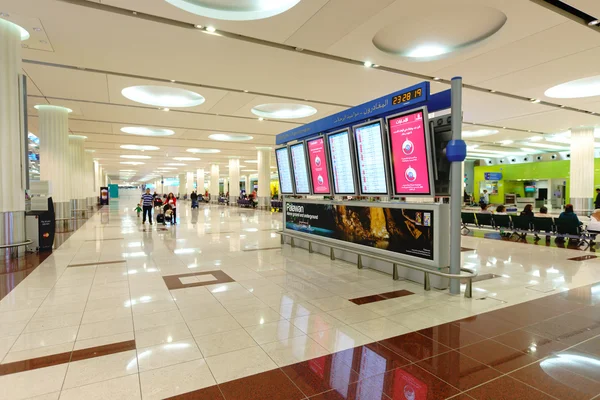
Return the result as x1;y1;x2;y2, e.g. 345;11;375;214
1;191;600;399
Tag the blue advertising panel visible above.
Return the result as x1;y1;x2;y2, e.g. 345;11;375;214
484;172;503;181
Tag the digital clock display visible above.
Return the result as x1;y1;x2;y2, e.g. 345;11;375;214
391;88;424;106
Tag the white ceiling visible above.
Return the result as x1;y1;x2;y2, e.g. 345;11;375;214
3;0;600;182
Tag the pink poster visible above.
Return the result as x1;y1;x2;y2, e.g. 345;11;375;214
388;111;431;195
307;138;331;194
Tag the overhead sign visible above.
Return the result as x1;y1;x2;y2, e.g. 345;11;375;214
484;172;503;181
276;82;430;144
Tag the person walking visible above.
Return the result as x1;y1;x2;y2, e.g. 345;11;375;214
141;188;154;225
595;188;600;209
166;192;177;224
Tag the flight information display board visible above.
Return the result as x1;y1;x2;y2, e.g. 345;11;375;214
327;129;357;195
353;120;389;195
306;137;331;195
386;107;434;196
290;143;311;194
275;147;294;194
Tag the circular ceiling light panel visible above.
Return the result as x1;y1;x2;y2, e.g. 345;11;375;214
120;144;160;151
209;133;253;142
187;148;221;154
120;155;152;159
462;129;499;138
251;103;317;119
121;85;205;108
372;6;506;60
121;162;145;165
34;105;73;113
173;157;201;161
121;127;175;137
164;0;301;21
545;75;600;99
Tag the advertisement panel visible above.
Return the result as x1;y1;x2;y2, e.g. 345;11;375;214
306;137;331;195
327;129;357;195
353;120;390;195
290;142;311;194
285;201;434;260
100;187;109;205
387;108;434;196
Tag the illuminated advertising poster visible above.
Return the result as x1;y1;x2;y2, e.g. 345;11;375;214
285;202;434;260
388;109;432;195
328;130;356;195
354;121;388;195
307;137;331;194
290;143;311;194
275;147;294;194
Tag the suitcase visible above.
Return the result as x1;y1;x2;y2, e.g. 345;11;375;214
156;214;165;223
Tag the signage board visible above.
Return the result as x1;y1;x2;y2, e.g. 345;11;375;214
353;120;390;195
306;136;332;195
327;129;357;195
100;187;109;205
290;142;311;194
484;172;503;181
386;107;435;196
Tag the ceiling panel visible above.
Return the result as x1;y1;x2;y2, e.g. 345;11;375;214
491;109;600;132
568;0;600;18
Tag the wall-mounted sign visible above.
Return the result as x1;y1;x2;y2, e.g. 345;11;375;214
484;172;502;181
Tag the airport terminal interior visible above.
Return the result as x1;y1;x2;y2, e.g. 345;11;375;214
1;0;600;399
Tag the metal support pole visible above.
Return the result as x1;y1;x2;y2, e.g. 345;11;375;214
424;272;431;291
290;237;295;248
308;241;313;253
449;77;463;295
357;254;363;269
392;263;399;280
465;278;473;298
280;234;284;245
330;247;335;260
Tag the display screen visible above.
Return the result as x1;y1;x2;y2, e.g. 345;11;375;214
387;109;432;195
306;137;331;195
275;147;294;194
290;143;311;194
327;130;357;195
391;88;424;106
354;121;389;195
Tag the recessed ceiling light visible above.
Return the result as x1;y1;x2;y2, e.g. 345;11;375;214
245;160;258;164
161;107;170;112
166;163;186;166
499;140;514;145
251;103;317;119
194;24;202;29
531;98;541;103
173;157;200;161
364;61;373;67
406;44;448;58
209;133;253;142
258;117;264;121
187;148;221;154
122;85;205;108
545;75;600;99
490;90;496;93
462;129;499;138
121;127;175;137
120;145;160;151
243;90;249;93
157;167;178;170
433;77;441;81
205;26;216;32
589;20;599;26
121;161;145;165
121;155;151;159
529;136;544;141
34;105;73;113
164;0;301;21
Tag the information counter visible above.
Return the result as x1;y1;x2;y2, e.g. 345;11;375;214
283;199;450;287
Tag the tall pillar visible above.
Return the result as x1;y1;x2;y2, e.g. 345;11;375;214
178;173;185;197
85;151;95;210
39;105;73;231
196;169;205;196
93;160;100;204
69;136;87;216
570;127;595;215
0;19;27;256
228;158;240;204
210;164;219;203
186;171;194;195
257;147;272;209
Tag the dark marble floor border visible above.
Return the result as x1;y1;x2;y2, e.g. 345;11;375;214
68;260;127;268
349;289;414;305
163;270;235;290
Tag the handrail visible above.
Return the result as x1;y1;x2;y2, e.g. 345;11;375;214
0;240;33;249
278;230;476;298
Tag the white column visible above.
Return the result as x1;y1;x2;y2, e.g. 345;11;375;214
570;127;595;214
68;136;86;212
196;169;205;196
210;164;219;202
39;105;72;225
228;158;240;204
85;151;95;209
257;147;272;208
186;171;194;195
178;173;185;197
0;19;26;254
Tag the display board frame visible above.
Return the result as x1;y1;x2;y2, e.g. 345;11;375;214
275;146;295;195
351;119;392;196
305;135;333;196
325;128;359;196
289;141;312;195
385;106;436;197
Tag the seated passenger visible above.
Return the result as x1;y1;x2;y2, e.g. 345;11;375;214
479;204;492;214
559;204;582;225
520;204;534;218
537;206;553;218
495;205;507;215
587;209;600;244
